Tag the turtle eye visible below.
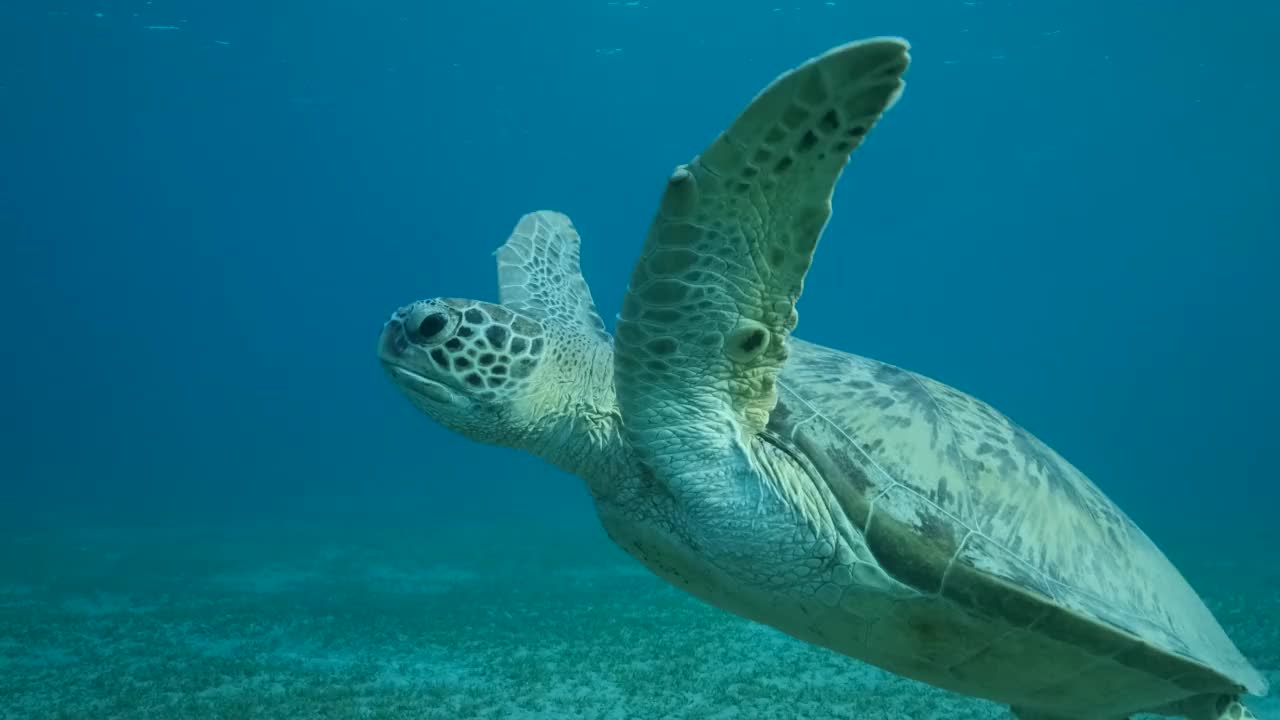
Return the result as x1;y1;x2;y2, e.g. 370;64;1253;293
405;306;454;345
417;313;448;340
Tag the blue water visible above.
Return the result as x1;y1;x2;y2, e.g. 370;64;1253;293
2;0;1277;562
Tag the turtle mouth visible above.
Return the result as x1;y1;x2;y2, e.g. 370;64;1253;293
382;363;461;406
378;320;465;406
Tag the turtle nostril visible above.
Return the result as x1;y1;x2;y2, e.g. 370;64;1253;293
416;313;448;341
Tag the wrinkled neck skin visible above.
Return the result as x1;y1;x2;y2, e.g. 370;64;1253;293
510;339;638;501
529;404;632;498
506;334;806;631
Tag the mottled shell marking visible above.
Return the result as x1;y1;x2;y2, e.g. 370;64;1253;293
769;338;1264;696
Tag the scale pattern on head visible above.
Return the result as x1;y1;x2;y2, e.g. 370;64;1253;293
401;297;547;401
382;210;614;454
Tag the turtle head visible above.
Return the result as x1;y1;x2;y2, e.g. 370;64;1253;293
378;297;550;445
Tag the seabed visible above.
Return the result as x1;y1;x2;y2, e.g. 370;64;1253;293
1;523;1275;719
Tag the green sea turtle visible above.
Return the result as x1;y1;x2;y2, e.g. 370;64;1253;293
377;38;1267;720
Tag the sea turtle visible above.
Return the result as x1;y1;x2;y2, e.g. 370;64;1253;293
376;38;1268;720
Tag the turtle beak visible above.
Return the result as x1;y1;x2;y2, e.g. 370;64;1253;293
378;314;412;364
384;364;460;405
377;317;466;407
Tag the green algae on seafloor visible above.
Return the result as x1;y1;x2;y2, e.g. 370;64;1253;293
0;527;1274;720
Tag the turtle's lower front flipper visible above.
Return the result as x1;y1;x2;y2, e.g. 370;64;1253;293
614;38;910;478
1155;694;1261;720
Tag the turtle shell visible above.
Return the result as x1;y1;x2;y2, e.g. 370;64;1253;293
768;338;1266;714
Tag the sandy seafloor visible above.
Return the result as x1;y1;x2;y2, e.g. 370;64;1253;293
1;523;1275;720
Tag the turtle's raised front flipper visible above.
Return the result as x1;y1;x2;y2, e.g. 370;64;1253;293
496;210;612;348
614;38;909;473
495;211;616;416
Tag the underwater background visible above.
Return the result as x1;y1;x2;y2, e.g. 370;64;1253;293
1;0;1277;718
